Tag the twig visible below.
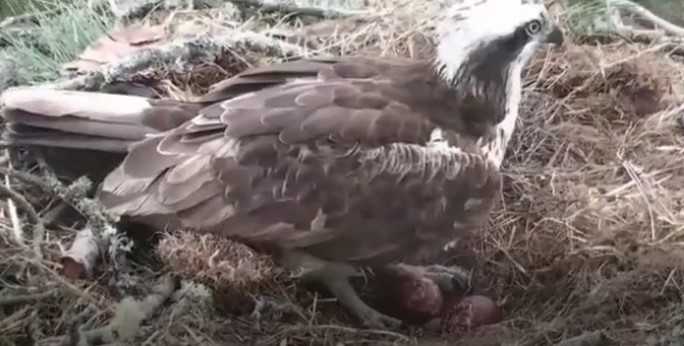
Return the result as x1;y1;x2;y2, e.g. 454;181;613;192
602;0;684;56
0;307;33;332
42;28;324;92
34;170;122;280
61;275;180;346
106;0;162;21
552;330;609;346
609;0;684;37
230;0;367;19
0;166;115;225
289;324;410;342
35;170;119;280
3;156;24;247
0;290;57;306
0;166;116;278
0;184;45;259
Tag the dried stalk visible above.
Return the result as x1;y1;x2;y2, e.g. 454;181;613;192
609;0;684;37
3;157;24;247
0;184;45;259
0;290;57;306
230;0;367;19
43;28;323;92
552;331;609;346
0;167;115;278
604;0;684;56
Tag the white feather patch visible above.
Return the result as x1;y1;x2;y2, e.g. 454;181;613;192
434;0;546;79
433;0;547;167
428;128;452;150
361;135;469;182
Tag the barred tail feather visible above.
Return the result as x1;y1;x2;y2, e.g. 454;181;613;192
0;87;197;152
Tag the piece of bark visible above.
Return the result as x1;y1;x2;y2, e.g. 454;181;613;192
60;228;100;279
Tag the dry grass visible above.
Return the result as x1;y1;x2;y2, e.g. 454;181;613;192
473;41;684;344
3;0;684;345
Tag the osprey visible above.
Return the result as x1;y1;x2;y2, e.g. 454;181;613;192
0;0;563;328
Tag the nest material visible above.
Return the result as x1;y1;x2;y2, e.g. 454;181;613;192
155;232;281;290
471;41;684;344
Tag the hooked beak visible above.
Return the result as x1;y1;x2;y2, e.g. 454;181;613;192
542;24;564;45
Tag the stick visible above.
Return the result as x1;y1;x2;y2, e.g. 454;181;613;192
603;0;684;56
0;167;116;278
608;0;684;37
3;156;24;247
552;330;609;346
45;28;324;92
0;290;57;306
0;184;45;259
33;169;117;280
0;167;114;225
230;0;367;19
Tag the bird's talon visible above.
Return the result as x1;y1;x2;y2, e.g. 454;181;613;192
362;312;402;329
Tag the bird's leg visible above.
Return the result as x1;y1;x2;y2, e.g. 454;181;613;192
280;251;402;329
389;263;471;295
311;264;403;329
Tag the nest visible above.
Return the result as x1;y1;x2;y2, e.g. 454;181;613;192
470;41;684;344
2;1;684;345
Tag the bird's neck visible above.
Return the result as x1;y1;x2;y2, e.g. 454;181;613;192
486;62;522;168
434;42;526;168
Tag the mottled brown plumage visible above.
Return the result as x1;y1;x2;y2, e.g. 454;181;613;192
98;58;500;263
0;0;563;328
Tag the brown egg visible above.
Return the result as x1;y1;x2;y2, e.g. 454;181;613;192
440;295;503;333
361;266;444;325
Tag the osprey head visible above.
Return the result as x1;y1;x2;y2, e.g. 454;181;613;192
435;0;563;81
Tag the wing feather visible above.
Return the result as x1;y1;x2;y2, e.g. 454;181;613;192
99;58;501;266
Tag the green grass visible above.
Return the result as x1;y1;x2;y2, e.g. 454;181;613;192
561;0;613;35
1;0;54;19
1;0;115;86
1;0;23;18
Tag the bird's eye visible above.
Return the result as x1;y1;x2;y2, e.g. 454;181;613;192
525;20;542;36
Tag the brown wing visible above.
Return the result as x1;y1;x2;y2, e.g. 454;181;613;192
99;58;501;266
0;58;341;152
192;58;342;104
